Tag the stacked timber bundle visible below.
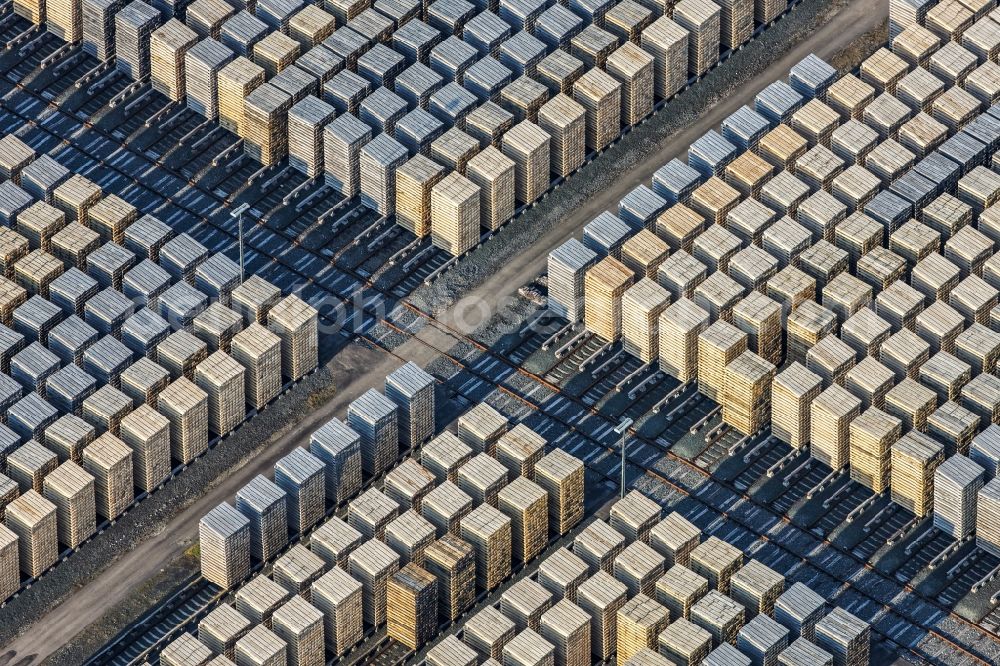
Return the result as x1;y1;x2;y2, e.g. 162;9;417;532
898;112;948;157
502;121;550;205
218;58;266;135
539;599;591;666
616;594;669;665
690;589;746;646
731;292;782;365
465;103;515;149
461;503;512;590
538;94;586;179
242;83;293;166
977;477;1000;557
584;257;635;342
193;302;243;352
503;578;555;632
919;351;970;404
673;0;720;76
621;229;670;280
926;400;979;456
498;476;548;563
51;226;101;272
656;565;709;622
831;120;879;166
119;406;171;492
495;425;545;480
466;147;516;231
194;351;245;436
455;405;506;457
614;540;666;597
697;320;747;401
396;155;447;238
349;538;401;626
688;536;742;594
657;619;712;666
891;430;944;516
186;39;236;120
384;458;435;512
17;203;65;253
53;176;102;226
576;572;627;661
705;264;755;315
725;153;774;200
503;629;556;666
771;362;822;448
428;636;479;666
766;266;815;311
814;608;870;666
860;48;909;95
287;96;336;178
0;135;34;185
309;517;361;570
648;512;700;569
609;489;660;544
158;330;209;382
621;279;671;363
385;510;436;567
856;247;907;294
880;328;931;381
658;298;709;382
360;135;408;216
730;560;784;618
161;634;214;666
430;172;480;257
457;452;509;508
844;357;895;411
272;545;325;598
235;575;290;626
387;563;438;649
641;16;688;101
574;519;626;575
607;43;654;127
78;432;131;522
573;68;621;152
955;324;1000;375
534;450;583;535
230;323;282;409
114;0;161;81
722;350;776;436
422;480;473;536
158;377;209;464
758;125;808;173
811;385;862;471
422;434;472;484
198;603;252;659
934;453;985;538
268;294;319;381
465;606;517;659
150;20;199;101
714;0;752;49
805;335;856;386
348;487;399;542
42;461;96;549
850;407;903;492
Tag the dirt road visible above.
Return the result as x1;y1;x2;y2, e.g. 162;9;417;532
3;0;887;661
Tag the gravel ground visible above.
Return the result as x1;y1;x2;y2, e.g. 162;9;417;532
14;1;888;662
407;0;882;318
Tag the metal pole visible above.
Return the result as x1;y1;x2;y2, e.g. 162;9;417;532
238;210;245;283
615;417;633;499
620;430;627;499
232;203;250;284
